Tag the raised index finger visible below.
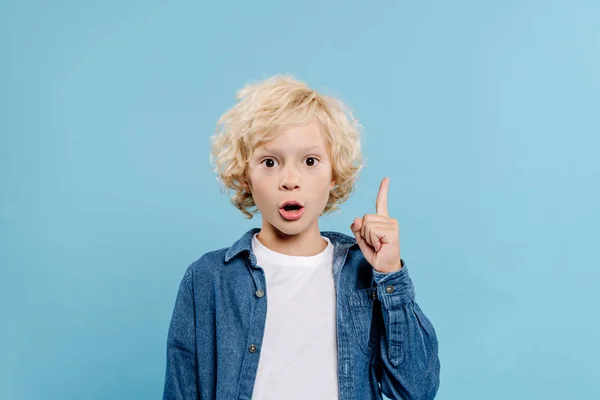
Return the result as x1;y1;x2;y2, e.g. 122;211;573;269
376;177;389;216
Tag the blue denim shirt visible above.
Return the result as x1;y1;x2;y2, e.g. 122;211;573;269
163;227;440;400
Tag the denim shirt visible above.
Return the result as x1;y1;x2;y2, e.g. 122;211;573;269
163;227;440;400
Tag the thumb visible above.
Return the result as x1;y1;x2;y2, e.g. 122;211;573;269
351;217;362;236
351;217;374;261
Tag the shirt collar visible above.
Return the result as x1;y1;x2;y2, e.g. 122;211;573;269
224;227;358;264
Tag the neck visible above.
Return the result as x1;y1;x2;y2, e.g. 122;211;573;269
256;223;328;256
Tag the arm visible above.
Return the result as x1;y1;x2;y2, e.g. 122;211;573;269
163;267;199;400
372;260;440;400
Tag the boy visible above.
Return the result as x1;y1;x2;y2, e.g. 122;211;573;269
163;76;440;399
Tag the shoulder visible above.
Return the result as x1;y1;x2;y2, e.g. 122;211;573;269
321;230;357;245
181;244;245;287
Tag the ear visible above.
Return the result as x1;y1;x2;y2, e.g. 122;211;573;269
243;178;252;193
240;168;251;192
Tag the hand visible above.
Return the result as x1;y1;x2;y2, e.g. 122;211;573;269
350;177;402;274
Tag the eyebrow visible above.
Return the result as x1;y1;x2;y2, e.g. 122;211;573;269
256;145;323;156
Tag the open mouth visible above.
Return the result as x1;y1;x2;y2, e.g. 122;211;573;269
279;204;305;220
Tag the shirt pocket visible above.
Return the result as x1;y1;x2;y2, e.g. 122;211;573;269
348;287;377;354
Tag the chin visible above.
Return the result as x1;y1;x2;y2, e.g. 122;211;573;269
274;224;304;236
269;217;309;236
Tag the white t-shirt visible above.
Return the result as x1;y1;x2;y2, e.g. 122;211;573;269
250;232;339;400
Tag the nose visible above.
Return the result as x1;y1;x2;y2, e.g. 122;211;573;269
279;166;300;191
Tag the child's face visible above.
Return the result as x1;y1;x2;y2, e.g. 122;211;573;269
246;120;335;237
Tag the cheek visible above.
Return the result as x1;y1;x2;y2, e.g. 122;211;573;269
248;175;269;200
317;166;333;186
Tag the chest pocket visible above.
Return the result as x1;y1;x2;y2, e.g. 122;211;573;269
348;287;378;354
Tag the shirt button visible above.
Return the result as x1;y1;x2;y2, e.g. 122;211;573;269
385;285;396;294
249;344;258;353
255;289;264;298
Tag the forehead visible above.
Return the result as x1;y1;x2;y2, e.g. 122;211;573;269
254;121;329;155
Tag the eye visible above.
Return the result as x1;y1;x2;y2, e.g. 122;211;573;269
304;157;320;167
260;158;279;168
259;157;320;168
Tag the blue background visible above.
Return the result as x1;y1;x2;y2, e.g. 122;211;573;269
1;1;599;399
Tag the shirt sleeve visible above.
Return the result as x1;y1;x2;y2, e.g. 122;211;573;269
163;267;199;400
371;260;441;400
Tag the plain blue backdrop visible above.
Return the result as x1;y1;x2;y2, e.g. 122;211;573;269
1;0;599;399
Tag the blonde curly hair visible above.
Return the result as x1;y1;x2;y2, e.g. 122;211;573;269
209;75;365;219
